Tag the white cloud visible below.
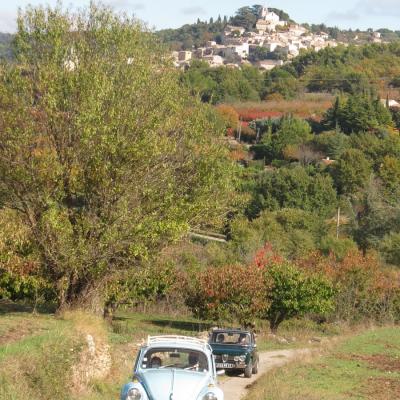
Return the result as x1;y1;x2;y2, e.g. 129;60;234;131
327;0;400;24
357;0;400;17
106;1;146;11
181;6;207;16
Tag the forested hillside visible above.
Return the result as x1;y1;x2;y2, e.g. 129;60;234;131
0;4;399;400
157;5;293;50
156;4;400;51
0;3;399;338
181;43;400;104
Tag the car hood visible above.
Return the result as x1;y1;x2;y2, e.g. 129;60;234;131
210;344;250;355
137;369;211;400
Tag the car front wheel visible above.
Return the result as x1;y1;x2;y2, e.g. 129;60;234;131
244;361;253;378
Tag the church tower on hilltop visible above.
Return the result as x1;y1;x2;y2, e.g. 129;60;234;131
260;5;268;19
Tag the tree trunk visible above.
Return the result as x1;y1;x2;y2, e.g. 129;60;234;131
56;278;106;316
269;312;285;334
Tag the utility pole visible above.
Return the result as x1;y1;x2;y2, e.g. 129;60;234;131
336;207;341;239
237;117;242;143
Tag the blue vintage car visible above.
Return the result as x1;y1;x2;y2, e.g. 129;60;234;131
120;335;224;400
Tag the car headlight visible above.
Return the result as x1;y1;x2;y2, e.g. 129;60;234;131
234;355;246;362
127;388;142;400
203;393;218;400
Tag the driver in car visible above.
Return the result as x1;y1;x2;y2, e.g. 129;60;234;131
187;352;208;372
187;352;199;370
149;356;162;368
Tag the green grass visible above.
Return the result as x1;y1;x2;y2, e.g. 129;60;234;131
0;302;358;400
244;326;400;400
0;314;79;400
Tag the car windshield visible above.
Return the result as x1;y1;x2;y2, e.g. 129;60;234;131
141;348;209;372
210;332;250;345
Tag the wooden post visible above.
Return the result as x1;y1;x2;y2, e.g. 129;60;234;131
336;207;340;239
238;118;242;142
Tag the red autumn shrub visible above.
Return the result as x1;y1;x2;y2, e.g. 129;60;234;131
237;110;283;122
184;264;268;325
297;250;400;322
253;243;284;268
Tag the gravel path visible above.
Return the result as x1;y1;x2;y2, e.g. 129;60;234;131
219;348;311;400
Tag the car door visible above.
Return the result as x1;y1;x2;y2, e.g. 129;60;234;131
251;332;258;364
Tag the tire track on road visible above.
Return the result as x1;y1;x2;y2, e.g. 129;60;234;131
220;348;311;400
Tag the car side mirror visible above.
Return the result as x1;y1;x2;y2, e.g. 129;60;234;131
254;344;257;348
216;369;225;376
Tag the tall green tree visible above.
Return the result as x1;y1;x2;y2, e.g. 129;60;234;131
330;149;372;195
230;6;260;30
323;94;393;134
0;3;233;311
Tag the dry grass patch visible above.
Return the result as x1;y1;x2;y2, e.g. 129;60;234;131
362;377;400;400
244;326;400;400
229;93;334;120
340;353;400;373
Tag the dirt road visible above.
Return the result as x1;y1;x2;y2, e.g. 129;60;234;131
219;348;311;400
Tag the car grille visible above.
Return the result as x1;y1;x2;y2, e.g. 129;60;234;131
214;354;236;363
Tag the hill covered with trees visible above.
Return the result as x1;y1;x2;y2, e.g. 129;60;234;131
156;4;400;51
156;5;294;50
0;3;399;338
181;43;400;104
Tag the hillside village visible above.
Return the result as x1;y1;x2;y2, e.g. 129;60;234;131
172;5;383;70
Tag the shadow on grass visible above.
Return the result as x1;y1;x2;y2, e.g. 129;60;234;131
0;299;55;315
146;319;214;333
112;314;213;332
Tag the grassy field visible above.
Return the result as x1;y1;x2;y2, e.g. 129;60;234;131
2;300;396;400
0;303;217;400
0;300;340;400
244;326;400;400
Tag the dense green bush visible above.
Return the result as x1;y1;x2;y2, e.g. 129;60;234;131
264;262;335;332
319;236;358;261
380;232;400;267
323;94;393;134
247;166;337;218
329;149;372;195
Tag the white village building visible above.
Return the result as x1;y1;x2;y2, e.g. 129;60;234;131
256;6;286;33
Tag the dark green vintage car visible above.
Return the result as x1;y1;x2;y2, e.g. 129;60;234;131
208;329;259;378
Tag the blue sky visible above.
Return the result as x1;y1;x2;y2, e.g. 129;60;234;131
1;1;400;32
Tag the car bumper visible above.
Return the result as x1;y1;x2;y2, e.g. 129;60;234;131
215;362;246;370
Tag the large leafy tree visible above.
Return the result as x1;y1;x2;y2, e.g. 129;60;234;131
0;4;233;311
330;149;372;195
230;5;261;30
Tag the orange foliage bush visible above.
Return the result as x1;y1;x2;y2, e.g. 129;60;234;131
184;263;268;325
216;105;239;129
297;250;400;322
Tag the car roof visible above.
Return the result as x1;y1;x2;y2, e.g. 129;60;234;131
142;335;211;353
211;329;251;334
